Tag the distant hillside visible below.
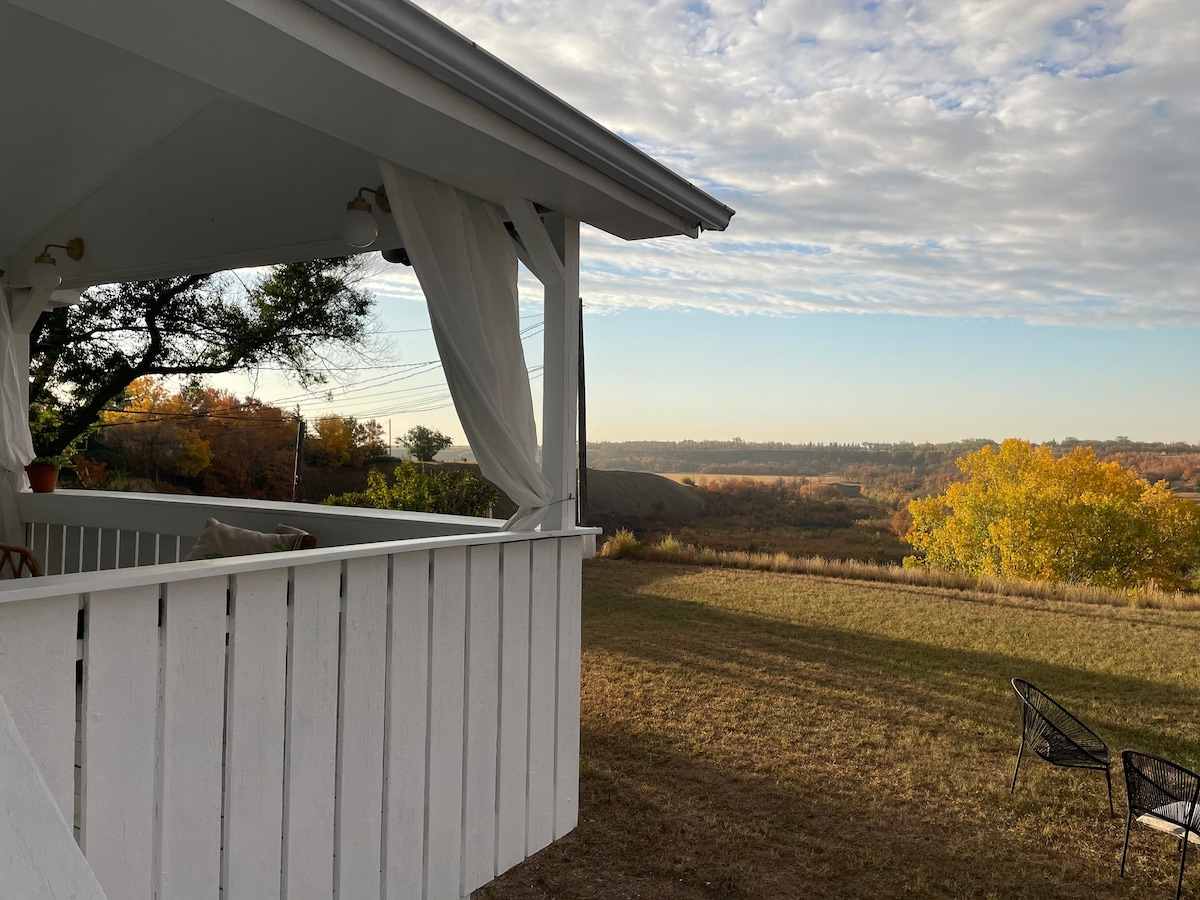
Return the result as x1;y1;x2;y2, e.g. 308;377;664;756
583;469;706;533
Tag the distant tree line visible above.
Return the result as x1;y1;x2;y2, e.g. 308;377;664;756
587;439;1200;500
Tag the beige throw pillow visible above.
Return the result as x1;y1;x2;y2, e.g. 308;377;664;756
184;518;311;561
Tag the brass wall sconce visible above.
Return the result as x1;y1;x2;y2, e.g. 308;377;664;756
28;238;85;290
341;185;390;248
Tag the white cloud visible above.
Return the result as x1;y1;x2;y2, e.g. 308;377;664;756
412;0;1200;327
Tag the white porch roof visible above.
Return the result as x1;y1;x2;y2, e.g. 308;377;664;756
0;0;733;291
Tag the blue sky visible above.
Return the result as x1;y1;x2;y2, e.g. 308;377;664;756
222;0;1200;444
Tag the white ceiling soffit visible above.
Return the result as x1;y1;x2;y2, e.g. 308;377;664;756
1;0;733;288
299;0;735;236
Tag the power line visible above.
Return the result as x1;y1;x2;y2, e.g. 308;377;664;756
102;322;548;429
372;313;540;335
251;322;544;411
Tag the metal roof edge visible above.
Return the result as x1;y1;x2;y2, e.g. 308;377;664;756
298;0;735;236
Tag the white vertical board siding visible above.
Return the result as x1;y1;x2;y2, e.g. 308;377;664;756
495;541;531;873
526;539;559;853
335;555;389;899
0;528;586;900
282;561;341;900
425;546;467;900
81;585;160;898
0;593;79;821
222;568;289;900
0;696;107;900
383;551;430;900
554;538;583;838
462;544;500;895
158;576;228;900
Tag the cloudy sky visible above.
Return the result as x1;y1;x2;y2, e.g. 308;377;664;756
236;0;1200;444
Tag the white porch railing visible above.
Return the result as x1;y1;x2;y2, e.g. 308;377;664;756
0;492;586;900
18;489;500;574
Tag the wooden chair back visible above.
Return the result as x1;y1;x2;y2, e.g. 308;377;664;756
0;544;41;579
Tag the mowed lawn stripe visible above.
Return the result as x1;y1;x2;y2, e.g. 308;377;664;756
478;560;1200;900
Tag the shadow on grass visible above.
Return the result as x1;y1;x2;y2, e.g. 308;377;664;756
479;560;1199;900
584;561;1200;762
481;715;1153;900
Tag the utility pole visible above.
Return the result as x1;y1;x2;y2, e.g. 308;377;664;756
292;409;306;502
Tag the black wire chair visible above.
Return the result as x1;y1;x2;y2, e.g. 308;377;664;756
1010;678;1113;814
1121;750;1200;900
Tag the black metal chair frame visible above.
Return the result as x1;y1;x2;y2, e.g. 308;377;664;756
1010;677;1113;815
1121;749;1200;900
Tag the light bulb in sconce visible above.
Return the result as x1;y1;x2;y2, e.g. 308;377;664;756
341;200;378;248
28;256;61;290
28;238;85;290
339;185;390;248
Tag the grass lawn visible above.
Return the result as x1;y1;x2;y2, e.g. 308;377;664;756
479;559;1200;900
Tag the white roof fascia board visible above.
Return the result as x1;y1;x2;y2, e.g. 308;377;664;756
296;0;735;235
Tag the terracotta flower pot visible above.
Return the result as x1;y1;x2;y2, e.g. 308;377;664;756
25;463;60;493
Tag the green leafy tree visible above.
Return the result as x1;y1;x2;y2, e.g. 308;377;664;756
324;462;499;517
30;258;373;458
398;425;454;462
905;439;1200;590
355;419;388;458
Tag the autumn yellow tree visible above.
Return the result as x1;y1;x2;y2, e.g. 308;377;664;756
310;415;357;467
906;439;1200;590
102;377;213;482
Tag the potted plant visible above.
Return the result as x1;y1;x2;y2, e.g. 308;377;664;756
25;455;66;493
27;402;89;493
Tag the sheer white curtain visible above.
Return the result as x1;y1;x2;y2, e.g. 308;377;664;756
379;162;553;530
0;286;34;547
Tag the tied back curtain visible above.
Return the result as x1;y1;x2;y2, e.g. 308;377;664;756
0;286;34;547
380;162;553;530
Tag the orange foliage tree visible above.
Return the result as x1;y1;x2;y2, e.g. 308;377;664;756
101;377;299;499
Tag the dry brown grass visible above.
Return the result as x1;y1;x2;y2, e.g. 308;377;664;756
653;521;910;566
478;560;1200;900
598;531;1200;612
659;473;854;486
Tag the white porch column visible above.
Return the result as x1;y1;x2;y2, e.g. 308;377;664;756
538;213;580;531
8;288;51;409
